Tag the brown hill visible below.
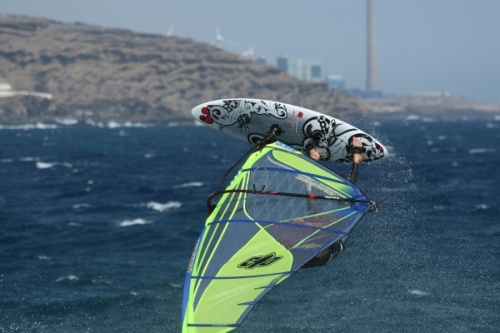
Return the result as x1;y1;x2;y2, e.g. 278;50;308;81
0;14;360;125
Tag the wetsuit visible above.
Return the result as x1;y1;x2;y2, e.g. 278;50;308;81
302;236;347;268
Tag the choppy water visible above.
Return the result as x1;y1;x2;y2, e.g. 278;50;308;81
1;118;499;332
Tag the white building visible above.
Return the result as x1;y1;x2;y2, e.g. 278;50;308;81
0;77;52;99
0;77;13;91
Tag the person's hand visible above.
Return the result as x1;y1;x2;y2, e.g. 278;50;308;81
352;137;363;163
309;148;320;161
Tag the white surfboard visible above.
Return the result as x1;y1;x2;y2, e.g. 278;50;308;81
192;98;387;163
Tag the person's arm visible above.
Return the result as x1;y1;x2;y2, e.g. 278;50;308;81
255;125;282;151
348;137;363;184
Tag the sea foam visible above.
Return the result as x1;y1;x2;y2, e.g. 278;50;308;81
36;161;56;169
469;148;495;154
174;182;203;189
119;218;151;227
146;201;182;212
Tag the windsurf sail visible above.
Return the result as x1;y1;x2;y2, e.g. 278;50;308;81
181;141;374;333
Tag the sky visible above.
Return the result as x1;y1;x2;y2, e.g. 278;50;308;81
1;0;499;103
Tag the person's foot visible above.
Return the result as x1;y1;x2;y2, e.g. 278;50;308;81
368;200;378;212
338;236;348;252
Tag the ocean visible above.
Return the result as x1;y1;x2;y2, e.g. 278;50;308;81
1;117;499;332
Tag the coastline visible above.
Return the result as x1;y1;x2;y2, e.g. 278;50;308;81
1;93;500;127
357;94;500;121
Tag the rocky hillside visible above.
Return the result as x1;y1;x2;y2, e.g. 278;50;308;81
0;15;359;125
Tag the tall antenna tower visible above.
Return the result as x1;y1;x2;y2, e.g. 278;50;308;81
367;0;377;93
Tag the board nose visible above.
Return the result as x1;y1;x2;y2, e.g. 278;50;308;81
191;104;201;119
377;143;388;158
191;103;216;126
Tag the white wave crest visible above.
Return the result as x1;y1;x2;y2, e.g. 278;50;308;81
174;182;203;189
56;275;79;282
72;203;91;209
469;148;495;154
20;157;38;162
119;218;151;227
147;201;182;212
36;161;73;169
85;120;150;128
55;118;78;125
0;123;58;130
407;288;430;297
36;161;56;169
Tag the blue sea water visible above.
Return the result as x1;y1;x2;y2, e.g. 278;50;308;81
1;118;499;332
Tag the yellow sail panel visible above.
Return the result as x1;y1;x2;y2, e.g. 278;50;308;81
183;228;293;332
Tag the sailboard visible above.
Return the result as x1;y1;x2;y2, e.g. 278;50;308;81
181;140;375;332
191;98;387;163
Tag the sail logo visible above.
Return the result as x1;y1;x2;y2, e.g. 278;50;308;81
238;252;283;269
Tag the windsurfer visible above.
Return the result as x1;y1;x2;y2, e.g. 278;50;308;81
303;135;364;268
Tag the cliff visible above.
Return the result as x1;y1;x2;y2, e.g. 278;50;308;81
0;14;359;125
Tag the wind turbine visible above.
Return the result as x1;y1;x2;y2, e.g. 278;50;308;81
214;25;224;47
166;25;174;37
214;25;254;58
214;25;242;49
242;46;254;59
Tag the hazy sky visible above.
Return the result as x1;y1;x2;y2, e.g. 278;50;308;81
2;0;499;103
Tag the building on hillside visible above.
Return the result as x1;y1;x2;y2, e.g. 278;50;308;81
0;77;13;91
257;56;323;82
326;75;346;90
0;76;52;99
